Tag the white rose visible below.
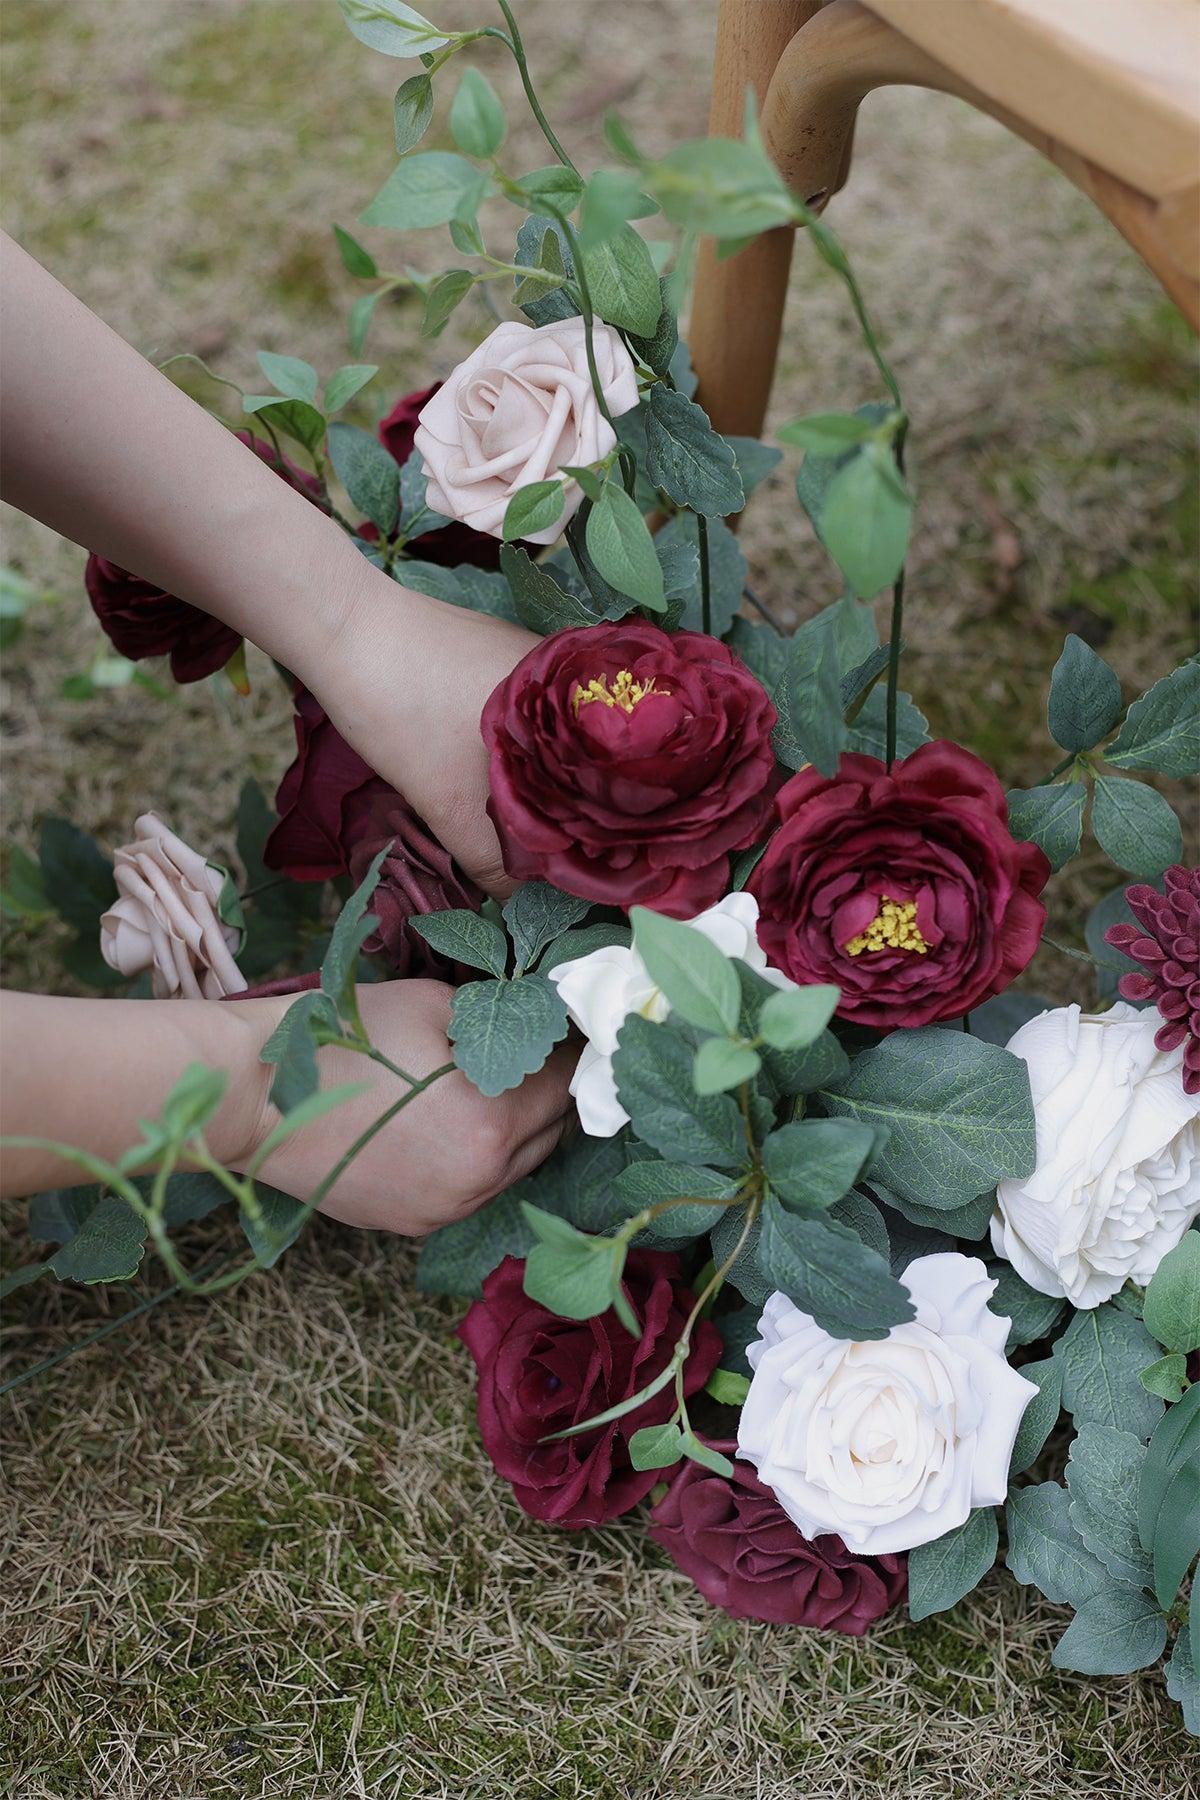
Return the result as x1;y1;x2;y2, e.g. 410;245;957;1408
414;317;639;543
737;1254;1037;1556
99;813;246;1001
548;892;791;1137
991;1001;1200;1309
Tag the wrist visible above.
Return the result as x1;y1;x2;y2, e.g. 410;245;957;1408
204;994;289;1170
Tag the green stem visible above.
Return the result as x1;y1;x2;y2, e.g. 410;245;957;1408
698;512;712;636
884;421;909;769
489;5;579;176
1037;752;1078;786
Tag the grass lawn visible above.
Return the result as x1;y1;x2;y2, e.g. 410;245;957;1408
1;2;1197;1794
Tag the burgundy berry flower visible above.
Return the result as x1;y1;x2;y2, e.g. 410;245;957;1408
1105;865;1200;1095
649;1443;907;1632
481;622;779;918
458;1253;721;1529
748;742;1050;1029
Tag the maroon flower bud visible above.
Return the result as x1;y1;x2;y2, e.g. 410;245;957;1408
1105;865;1200;1094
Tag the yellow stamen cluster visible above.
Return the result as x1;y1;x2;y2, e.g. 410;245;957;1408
844;896;929;957
571;669;668;716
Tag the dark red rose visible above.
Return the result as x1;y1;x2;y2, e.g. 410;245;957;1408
348;789;484;981
650;1444;907;1632
84;432;325;684
458;1252;722;1529
748;742;1049;1029
264;688;389;881
480;622;779;917
1105;865;1199;1095
378;385;505;570
233;970;322;1001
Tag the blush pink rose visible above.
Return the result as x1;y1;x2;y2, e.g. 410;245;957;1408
100;813;246;999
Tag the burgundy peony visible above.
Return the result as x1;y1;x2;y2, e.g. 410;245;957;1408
378;385;506;569
649;1443;907;1632
480;622;779;917
347;788;484;982
749;742;1050;1028
264;687;388;881
1105;864;1200;1095
84;433;324;683
458;1252;722;1528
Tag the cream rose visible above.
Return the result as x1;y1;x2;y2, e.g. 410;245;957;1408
99;813;246;1000
737;1254;1036;1556
991;1001;1200;1309
413;317;639;543
548;893;793;1138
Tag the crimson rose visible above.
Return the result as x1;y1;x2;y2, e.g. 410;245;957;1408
649;1444;907;1632
265;687;386;881
481;622;778;917
347;789;484;982
458;1252;721;1528
378;385;505;569
749;742;1049;1028
84;433;324;683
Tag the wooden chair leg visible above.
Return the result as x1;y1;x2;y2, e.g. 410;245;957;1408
689;0;823;441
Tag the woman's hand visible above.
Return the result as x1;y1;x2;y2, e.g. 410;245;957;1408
233;982;575;1235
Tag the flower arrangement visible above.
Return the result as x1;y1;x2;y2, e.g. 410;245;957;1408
4;0;1198;1735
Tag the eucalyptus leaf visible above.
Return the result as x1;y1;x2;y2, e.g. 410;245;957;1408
908;1508;999;1620
449;975;569;1097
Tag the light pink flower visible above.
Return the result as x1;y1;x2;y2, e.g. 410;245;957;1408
100;813;246;1000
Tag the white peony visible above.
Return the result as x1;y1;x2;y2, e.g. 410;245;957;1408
990;1001;1200;1309
547;892;791;1137
413;317;639;543
736;1254;1037;1556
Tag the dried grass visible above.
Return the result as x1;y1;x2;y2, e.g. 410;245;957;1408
1;2;1198;1794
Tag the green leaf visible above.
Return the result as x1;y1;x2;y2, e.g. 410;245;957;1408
324;363;378;414
503;479;565;542
762;1119;878;1214
0;841;50;920
1152;1454;1200;1612
643;385;744;516
1139;1380;1200;1552
641;137;794;238
337;0;447;58
612;1160;738;1239
586;484;665;611
38;816;115;933
158;1171;235;1229
1092;774;1183;877
1005;782;1087;872
334;223;379;278
758;1195;915;1340
627;281;678;376
784;620;847;777
520;1203;620;1322
259;990;339;1112
248;1083;367;1175
711;1205;770;1306
578;168;655;251
513;216;576;325
1054;1303;1166;1440
1106;657;1200;777
1143;1232;1200;1353
500;544;596;634
1052;1587;1167;1677
361;152;487;231
1066;1422;1154;1589
757;984;840;1052
723;435;782;499
503;883;590;973
820;1028;1035;1211
416;1181;536;1297
985;1259;1067;1347
706;1367;750;1406
449;975;569;1097
908;1508;999;1621
0;1260;50;1300
1165;1621;1200;1735
327;422;400;532
1005;1482;1108;1608
348;289;381;357
778;411;883;453
1009;1355;1064;1475
818;440;912;599
449;65;505;158
1046;634;1123;752
239;1185;309;1269
656;511;746;636
392;71;434;151
876;1183;995;1241
242;394;326;453
630;906;741;1036
681;1433;735;1477
1140;1353;1189;1401
257;350;318;404
321;844;387;1016
48;1192;146;1284
539;920;632;972
513;166;585;213
419;269;475;338
612;1015;747;1169
693;1038;761;1096
579;224;662;336
629;1420;685;1471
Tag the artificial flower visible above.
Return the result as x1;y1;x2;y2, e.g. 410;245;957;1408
264;687;391;881
548;892;791;1136
100;812;246;1000
736;1255;1036;1557
377;383;507;569
649;1443;907;1631
482;622;778;916
991;1001;1200;1308
1104;864;1200;1095
347;789;484;982
748;742;1049;1029
84;433;324;683
457;1252;721;1529
413;318;639;543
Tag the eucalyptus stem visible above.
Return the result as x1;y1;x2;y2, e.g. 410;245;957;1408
883;421;909;770
490;3;579;176
697;513;712;636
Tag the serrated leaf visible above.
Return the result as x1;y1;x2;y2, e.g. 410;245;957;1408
1054;1303;1165;1439
410;908;508;978
503;883;590;973
1052;1587;1167;1677
1009;1355;1064;1475
908;1508;998;1620
758;1195;914;1340
1046;634;1123;752
1005;781;1086;872
784;616;846;777
1005;1482;1108;1608
627;281;678;375
612;1015;747;1169
449;975;569;1097
614;1161;738;1238
643;384;744;516
48;1193;146;1284
820;1028;1035;1211
1143;1231;1200;1353
416;1181;536;1297
655;511;746;636
1106;658;1200;777
327;422;400;532
1066;1422;1154;1588
501;544;596;634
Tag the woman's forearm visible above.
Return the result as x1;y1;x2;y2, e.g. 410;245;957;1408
0;990;271;1198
